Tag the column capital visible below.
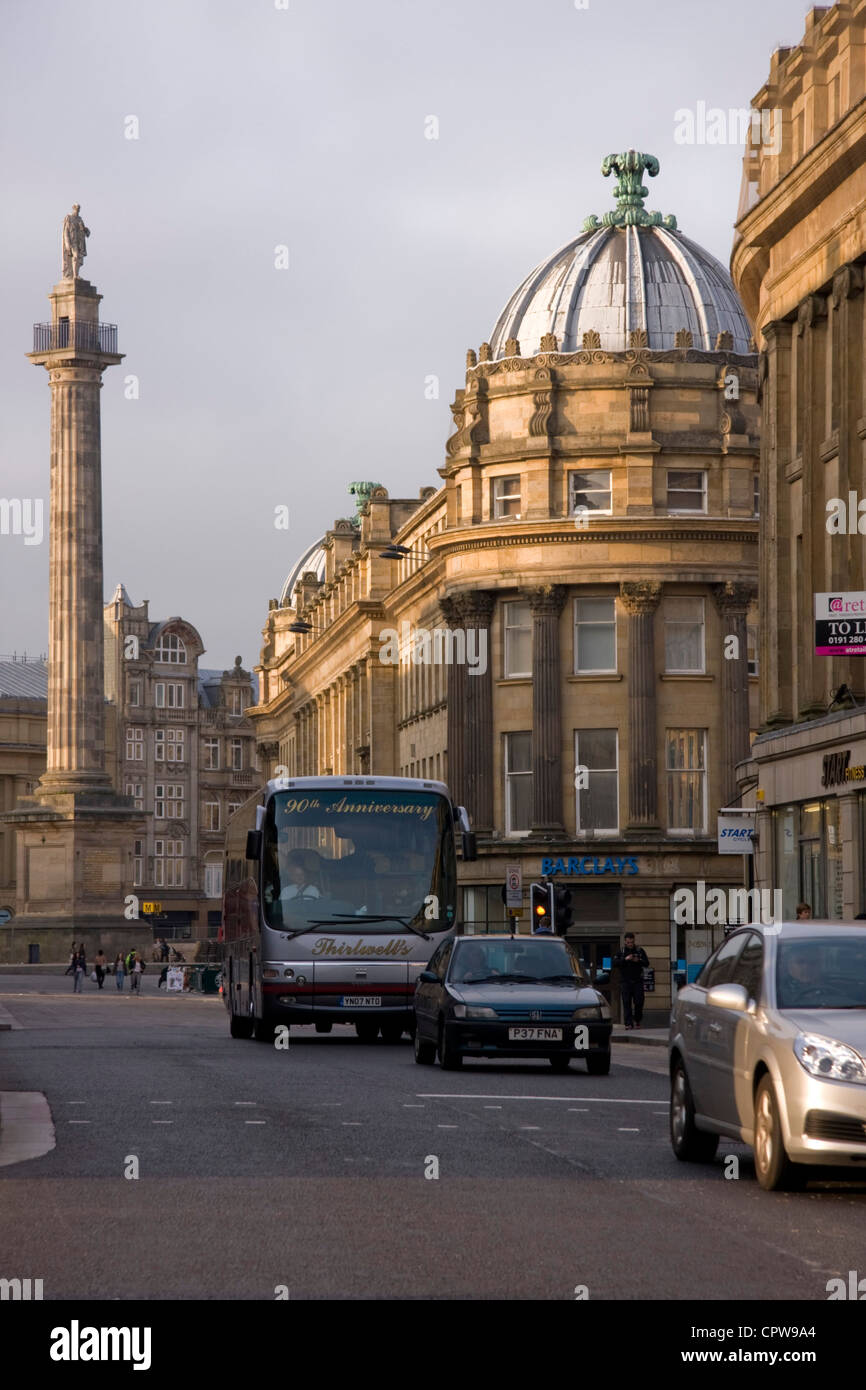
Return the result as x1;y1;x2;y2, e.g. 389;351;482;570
796;292;828;335
832;263;864;307
712;580;757;617
619;580;662;615
440;588;496;628
525;584;568;617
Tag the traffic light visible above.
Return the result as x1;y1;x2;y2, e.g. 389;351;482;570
554;885;573;935
530;882;554;933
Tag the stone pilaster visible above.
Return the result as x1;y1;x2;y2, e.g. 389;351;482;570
441;590;494;828
620;581;662;830
713;581;757;805
526;585;567;832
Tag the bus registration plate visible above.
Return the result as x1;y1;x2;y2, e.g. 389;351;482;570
341;996;381;1008
508;1027;562;1041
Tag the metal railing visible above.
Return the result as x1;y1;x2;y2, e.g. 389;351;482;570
32;322;118;354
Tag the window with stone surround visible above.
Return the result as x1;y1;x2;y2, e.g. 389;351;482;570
155;727;185;763
664;597;705;673
203;737;220;770
128;679;141;707
491;475;521;519
666;729;707;834
203;800;221;832
154;838;184;888
568;469;612;517
133;839;143;887
155;633;187;664
666;469;706;513
503;601;532;677
125;781;144;811
229;737;243;771
155;681;184;709
155;783;184;819
574;729;619;834
126;726;144;761
504;731;532;835
204;861;223;898
574;596;616;673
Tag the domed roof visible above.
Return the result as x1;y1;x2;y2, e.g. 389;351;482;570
280;537;327;606
489;152;752;358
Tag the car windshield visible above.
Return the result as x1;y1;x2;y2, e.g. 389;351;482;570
449;939;584;984
776;938;866;1010
262;788;456;934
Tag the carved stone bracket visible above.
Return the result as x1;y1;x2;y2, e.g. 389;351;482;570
796;293;828;335
832;263;865;307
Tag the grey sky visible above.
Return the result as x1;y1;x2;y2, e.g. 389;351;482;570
0;0;811;671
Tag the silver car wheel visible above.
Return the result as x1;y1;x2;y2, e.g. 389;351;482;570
671;1069;687;1146
755;1085;774;1177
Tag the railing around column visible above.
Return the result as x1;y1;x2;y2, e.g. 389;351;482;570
32;322;119;354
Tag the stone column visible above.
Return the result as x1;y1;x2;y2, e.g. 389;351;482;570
527;585;567;831
441;591;494;828
620;581;662;830
713;581;756;806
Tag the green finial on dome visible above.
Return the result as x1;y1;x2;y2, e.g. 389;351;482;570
582;151;677;233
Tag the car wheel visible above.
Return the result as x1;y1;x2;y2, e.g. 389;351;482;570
229;1009;254;1039
753;1075;808;1191
314;1020;333;1034
586;1049;611;1076
549;1055;572;1072
670;1059;718;1161
438;1021;463;1070
414;1029;436;1065
355;1020;379;1044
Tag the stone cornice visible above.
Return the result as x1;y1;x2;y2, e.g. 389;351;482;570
428;520;758;556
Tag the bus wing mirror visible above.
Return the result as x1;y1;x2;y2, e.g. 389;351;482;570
461;831;477;862
245;829;262;861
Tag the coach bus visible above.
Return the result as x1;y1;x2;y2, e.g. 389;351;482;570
221;775;476;1043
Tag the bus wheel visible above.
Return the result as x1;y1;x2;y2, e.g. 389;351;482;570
230;1009;254;1039
314;1020;333;1034
355;1020;379;1043
380;1023;404;1044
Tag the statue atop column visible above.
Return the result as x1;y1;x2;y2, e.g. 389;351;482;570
62;204;90;279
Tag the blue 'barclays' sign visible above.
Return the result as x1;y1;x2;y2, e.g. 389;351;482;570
541;855;639;877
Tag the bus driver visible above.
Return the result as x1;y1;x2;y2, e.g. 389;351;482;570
278;848;322;902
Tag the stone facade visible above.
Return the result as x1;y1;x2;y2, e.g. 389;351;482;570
0;662;47;913
731;0;866;917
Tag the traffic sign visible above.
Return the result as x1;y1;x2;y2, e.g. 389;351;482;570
142;902;162;915
505;863;523;911
0;907;12;925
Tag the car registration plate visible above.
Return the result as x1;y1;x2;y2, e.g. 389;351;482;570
341;996;381;1007
508;1027;562;1041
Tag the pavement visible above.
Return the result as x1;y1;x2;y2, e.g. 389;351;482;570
2;974;864;1300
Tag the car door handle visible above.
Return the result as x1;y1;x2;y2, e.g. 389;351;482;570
708;1022;722;1034
684;1012;696;1023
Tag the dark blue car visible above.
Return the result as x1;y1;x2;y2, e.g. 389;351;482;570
413;934;612;1073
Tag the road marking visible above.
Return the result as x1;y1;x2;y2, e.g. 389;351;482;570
403;1104;424;1108
68;1120;90;1125
520;1125;541;1131
484;1105;502;1110
417;1094;662;1104
654;1111;668;1116
152;1120;173;1125
149;1100;173;1106
618;1127;640;1132
568;1108;589;1113
234;1101;256;1106
341;1121;362;1127
67;1101;87;1105
245;1121;266;1125
437;1124;458;1129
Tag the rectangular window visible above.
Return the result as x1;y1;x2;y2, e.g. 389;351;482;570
229;737;243;771
204;862;223;899
204;800;221;832
125;727;144;761
133;839;143;888
753;473;760;518
569;469;612;517
128;680;141;707
203;737;220;770
574;729;619;834
154;783;184;819
747;624;758;678
154;838;184;888
124;781;144;811
492;475;521;518
229;688;245;716
503;601;532;677
666;729;707;833
667;469;706;513
155;682;184;709
504;731;532;835
574;596;616;673
664;597;705;673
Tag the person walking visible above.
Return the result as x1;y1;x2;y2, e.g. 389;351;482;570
613;932;649;1030
114;952;126;991
64;942;78;976
93;949;107;990
129;952;143;994
159;937;170;963
72;944;87;993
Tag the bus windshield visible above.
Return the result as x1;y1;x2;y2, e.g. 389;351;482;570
262;788;456;934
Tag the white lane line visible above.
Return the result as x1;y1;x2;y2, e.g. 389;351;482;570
569;1108;589;1113
403;1104;424;1108
152;1120;173;1125
341;1121;362;1127
484;1105;502;1110
234;1101;256;1106
150;1100;173;1105
67;1101;87;1106
654;1111;668;1116
68;1120;90;1125
618;1127;640;1132
437;1124;458;1129
245;1121;266;1126
520;1126;541;1131
417;1094;662;1104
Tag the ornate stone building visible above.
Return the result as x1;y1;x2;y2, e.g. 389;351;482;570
0;660;47;919
251;154;760;1019
732;1;866;918
103;586;259;941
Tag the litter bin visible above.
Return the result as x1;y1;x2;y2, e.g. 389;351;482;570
28;943;40;964
201;966;220;995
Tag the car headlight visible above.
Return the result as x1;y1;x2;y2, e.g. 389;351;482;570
573;1005;602;1021
452;1005;497;1020
794;1033;866;1084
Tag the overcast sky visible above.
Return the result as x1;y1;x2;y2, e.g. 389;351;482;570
0;0;812;671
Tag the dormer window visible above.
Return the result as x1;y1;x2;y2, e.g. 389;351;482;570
155;632;187;664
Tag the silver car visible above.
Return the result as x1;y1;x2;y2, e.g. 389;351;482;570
669;923;866;1190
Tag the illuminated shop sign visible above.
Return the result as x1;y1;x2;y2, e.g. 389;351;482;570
821;750;866;788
